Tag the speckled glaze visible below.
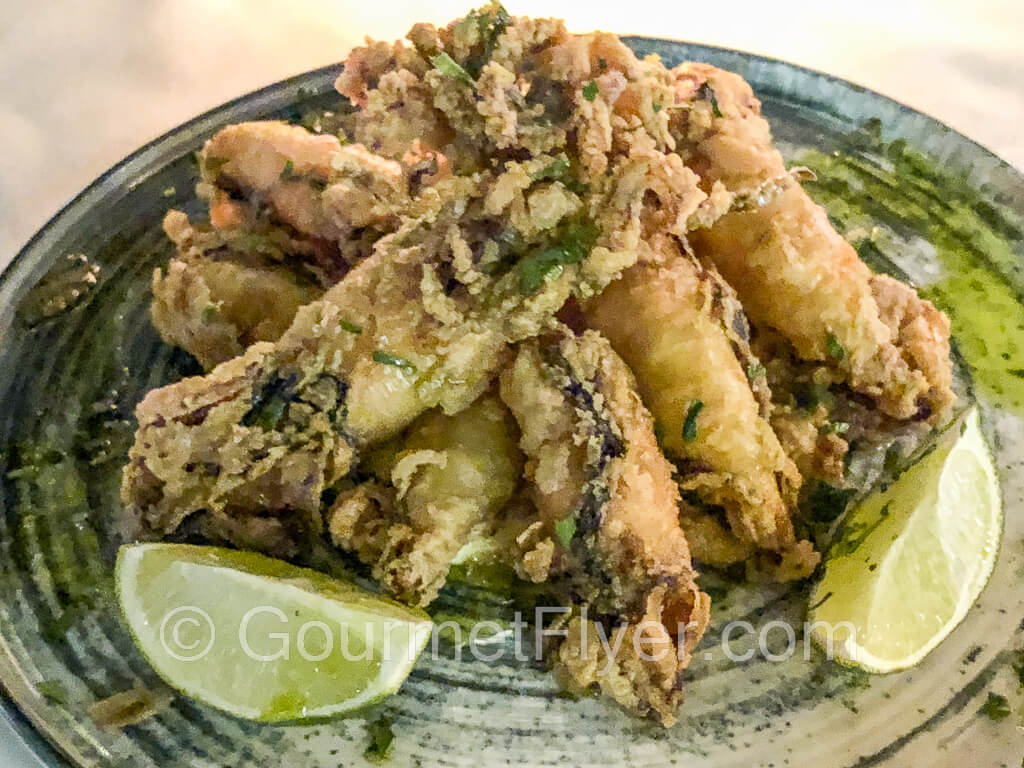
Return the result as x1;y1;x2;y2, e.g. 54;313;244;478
0;41;1021;767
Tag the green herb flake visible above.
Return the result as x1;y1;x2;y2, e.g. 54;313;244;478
582;80;599;102
529;154;572;182
430;52;475;88
554;516;577;549
36;680;68;706
653;420;666;448
161;186;176;198
794;381;834;411
808;591;833;612
363;715;395;763
340;319;363;335
1012;652;1024;687
240;374;297;431
697;82;723;118
978;692;1011;721
826;332;846;362
518;216;598;294
279;159;296;180
746;362;766;380
682;400;705;443
460;3;510;77
519;249;567;294
829;502;891;558
819;421;851;436
373;351;416;372
652;101;663;113
204;155;229;176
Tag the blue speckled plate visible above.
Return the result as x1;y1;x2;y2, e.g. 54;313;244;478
0;40;1022;767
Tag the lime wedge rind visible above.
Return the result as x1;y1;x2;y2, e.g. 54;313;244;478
116;543;433;722
809;407;1002;674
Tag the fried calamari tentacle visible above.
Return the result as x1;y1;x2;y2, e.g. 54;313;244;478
124;145;645;537
692;179;948;420
665;63;955;421
669;62;787;195
499;328;709;725
200;121;408;245
870;273;956;419
327;393;522;606
584;243;809;564
152;213;324;369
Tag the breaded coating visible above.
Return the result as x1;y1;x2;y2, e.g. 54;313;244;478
123;5;965;726
692;179;949;420
671;62;787;194
152;213;323;368
870;273;956;419
124;11;715;539
201;121;408;243
669;71;955;422
500;328;709;725
584;241;806;556
327;393;522;606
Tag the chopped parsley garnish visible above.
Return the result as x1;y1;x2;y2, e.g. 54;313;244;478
204;155;229;176
554;516;577;549
697;82;723;118
340;319;363;334
459;2;510;77
682;400;705;443
200;305;219;324
978;692;1011;721
826;332;846;362
36;680;68;706
363;715;395;762
518;249;571;294
529;154;572;183
518;217;598;295
373;351;416;372
794;381;833;410
819;421;851;436
279;159;296;180
746;361;766;380
803;480;856;526
430;53;475;88
582;80;599;102
161;186;176;198
652;420;666;448
652;100;663;113
1012;652;1024;687
829;502;890;558
808;591;833;612
241;374;297;431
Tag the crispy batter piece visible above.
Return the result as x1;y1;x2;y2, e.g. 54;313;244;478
125;12;714;539
677;73;955;422
585;240;815;574
499;328;709;725
327;393;522;606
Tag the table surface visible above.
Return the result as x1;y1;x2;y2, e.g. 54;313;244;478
0;0;1022;764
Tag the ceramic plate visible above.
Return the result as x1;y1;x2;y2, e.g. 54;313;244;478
0;39;1022;767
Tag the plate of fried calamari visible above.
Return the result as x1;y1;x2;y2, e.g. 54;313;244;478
1;5;1022;767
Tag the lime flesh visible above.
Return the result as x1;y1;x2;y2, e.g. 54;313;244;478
116;543;433;721
809;407;1002;673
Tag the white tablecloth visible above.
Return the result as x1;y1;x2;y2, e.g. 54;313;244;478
0;0;1022;763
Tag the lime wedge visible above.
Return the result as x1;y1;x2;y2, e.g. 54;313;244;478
116;543;433;721
809;407;1001;673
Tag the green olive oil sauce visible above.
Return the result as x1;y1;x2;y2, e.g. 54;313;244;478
793;122;1024;413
